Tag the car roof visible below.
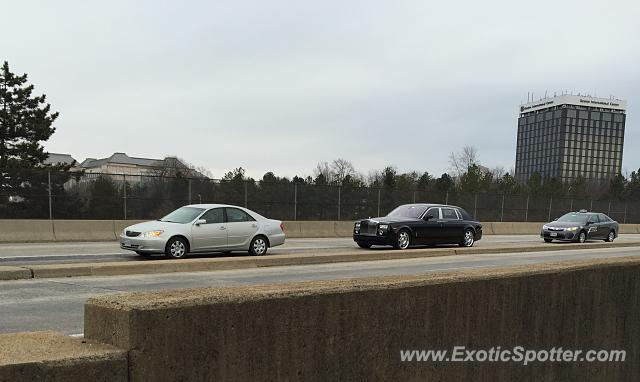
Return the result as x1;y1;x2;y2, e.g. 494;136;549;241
183;204;244;209
398;203;463;209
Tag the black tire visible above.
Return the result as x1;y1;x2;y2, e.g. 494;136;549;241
394;229;411;250
543;238;553;243
459;228;475;247
356;242;372;249
249;236;268;256
165;237;188;259
605;230;615;242
136;251;151;257
575;231;587;244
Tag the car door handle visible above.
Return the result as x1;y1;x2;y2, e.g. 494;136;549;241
251;224;257;228
219;226;227;230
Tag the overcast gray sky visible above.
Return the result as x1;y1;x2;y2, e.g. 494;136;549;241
2;0;639;179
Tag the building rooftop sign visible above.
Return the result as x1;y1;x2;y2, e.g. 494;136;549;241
520;95;626;114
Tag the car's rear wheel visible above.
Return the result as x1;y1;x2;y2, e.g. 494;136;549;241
605;230;615;242
543;238;553;243
165;237;188;259
356;242;372;249
460;229;475;247
576;231;587;243
394;229;411;250
249;236;268;256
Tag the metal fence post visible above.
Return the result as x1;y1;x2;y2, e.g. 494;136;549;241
123;174;127;220
570;199;573;212
624;202;627;223
338;186;341;221
590;200;593;211
607;200;611;215
500;194;505;222
525;195;529;222
413;190;416;203
445;191;449;205
377;188;381;217
244;181;248;208
294;183;297;221
188;179;192;204
548;196;553;222
474;193;478;219
47;170;52;220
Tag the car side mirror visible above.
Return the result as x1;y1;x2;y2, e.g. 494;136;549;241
195;219;206;226
424;215;434;221
586;221;593;225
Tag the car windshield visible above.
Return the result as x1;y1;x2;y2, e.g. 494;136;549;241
159;207;206;223
556;213;589;224
387;205;428;219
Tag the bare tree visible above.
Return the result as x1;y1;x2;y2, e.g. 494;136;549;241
313;161;334;183
490;166;506;179
449;146;479;177
330;158;356;185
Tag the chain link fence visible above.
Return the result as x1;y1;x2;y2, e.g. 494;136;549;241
0;169;638;223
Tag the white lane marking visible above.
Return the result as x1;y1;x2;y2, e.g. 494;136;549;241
69;333;84;338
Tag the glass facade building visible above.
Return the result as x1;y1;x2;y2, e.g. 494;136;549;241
515;95;626;183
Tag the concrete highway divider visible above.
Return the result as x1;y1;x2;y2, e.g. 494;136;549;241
0;331;127;381
0;219;55;242
87;256;640;381
1;219;640;242
2;257;640;380
1;240;640;281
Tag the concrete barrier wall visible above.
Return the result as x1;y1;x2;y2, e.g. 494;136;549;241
85;257;640;381
0;331;127;382
0;220;55;242
0;220;639;242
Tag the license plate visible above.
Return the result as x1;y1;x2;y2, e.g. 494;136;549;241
550;233;557;237
124;240;131;247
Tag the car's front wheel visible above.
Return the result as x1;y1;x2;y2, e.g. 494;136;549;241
460;229;475;247
356;242;372;249
576;231;587;243
249;236;268;256
394;229;411;250
165;237;188;259
605;230;615;242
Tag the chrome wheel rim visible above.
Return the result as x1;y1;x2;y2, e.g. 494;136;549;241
253;238;266;255
398;231;410;249
609;232;615;241
579;232;586;243
464;230;474;246
170;241;186;258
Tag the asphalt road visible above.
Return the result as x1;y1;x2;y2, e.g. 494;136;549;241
1;245;639;335
2;235;640;266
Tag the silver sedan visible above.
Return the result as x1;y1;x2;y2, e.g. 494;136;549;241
119;204;286;259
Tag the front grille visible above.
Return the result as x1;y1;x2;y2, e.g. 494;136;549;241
360;221;378;235
126;231;141;237
548;227;565;231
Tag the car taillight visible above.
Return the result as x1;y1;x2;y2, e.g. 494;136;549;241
280;222;285;232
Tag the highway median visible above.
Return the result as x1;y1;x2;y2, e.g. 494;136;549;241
1;240;640;281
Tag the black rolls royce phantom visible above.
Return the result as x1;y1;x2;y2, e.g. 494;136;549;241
353;204;482;249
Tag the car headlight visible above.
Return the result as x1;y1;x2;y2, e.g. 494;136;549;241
354;222;361;228
378;224;389;230
543;225;549;230
566;227;579;231
142;230;164;238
